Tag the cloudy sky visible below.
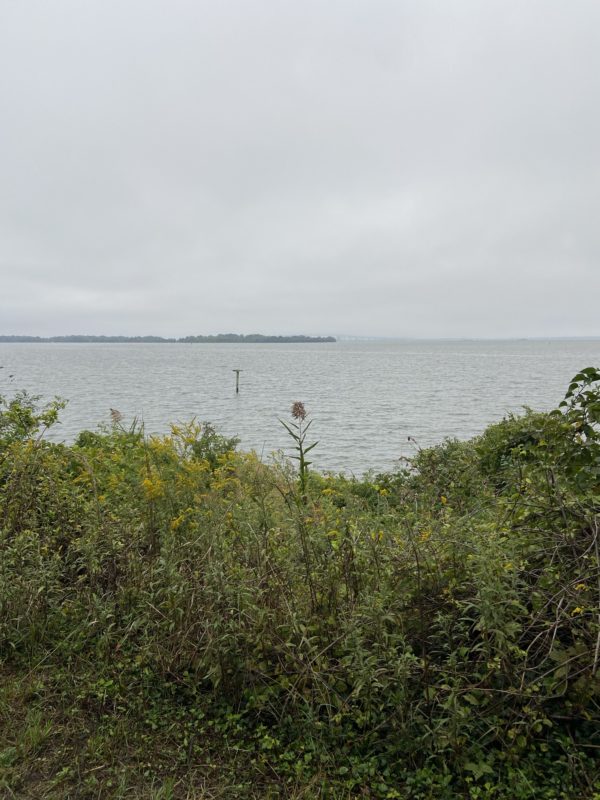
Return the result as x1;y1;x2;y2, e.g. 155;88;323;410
1;0;599;338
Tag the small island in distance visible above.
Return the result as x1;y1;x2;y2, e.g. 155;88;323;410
0;333;336;344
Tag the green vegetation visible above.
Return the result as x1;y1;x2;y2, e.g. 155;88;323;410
1;369;600;798
0;333;336;343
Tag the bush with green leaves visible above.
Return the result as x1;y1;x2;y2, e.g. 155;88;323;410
1;371;599;798
0;391;65;448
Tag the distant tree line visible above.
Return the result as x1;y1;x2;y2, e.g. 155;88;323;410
0;334;336;344
179;334;336;343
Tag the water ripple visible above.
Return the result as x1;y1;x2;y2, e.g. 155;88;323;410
1;340;599;475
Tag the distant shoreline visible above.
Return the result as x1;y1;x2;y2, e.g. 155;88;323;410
0;334;336;344
1;335;598;344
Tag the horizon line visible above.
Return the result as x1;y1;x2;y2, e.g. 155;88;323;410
1;333;600;342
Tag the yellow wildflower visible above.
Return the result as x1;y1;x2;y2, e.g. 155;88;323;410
170;513;186;531
142;476;164;500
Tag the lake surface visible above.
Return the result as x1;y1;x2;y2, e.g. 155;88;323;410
1;340;599;475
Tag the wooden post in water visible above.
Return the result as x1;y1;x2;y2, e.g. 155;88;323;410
232;369;242;393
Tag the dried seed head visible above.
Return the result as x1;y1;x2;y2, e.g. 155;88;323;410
291;401;307;421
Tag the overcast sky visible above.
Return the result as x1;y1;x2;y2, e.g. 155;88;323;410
1;0;599;338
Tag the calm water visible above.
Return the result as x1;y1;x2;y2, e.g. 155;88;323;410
1;340;599;475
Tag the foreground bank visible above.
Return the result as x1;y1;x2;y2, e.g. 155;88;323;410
1;369;599;798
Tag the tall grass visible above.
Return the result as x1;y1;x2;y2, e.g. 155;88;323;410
0;372;599;798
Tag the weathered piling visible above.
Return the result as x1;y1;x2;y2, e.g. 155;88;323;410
232;369;242;393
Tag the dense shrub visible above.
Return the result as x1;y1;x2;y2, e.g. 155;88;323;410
0;372;599;798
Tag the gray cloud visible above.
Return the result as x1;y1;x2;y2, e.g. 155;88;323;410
1;0;599;337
